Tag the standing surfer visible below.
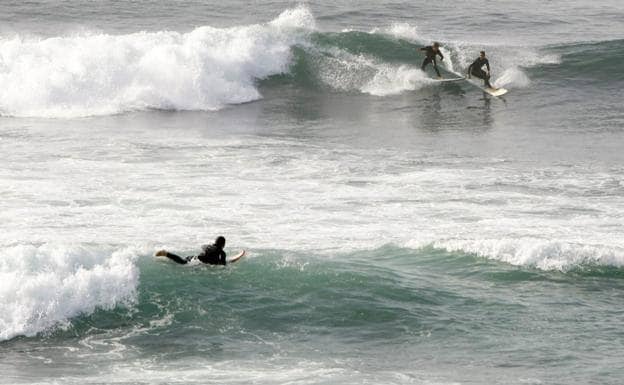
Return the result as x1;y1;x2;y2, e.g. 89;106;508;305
467;51;493;88
420;42;444;78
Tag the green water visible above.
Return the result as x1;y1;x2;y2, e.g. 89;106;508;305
3;248;624;384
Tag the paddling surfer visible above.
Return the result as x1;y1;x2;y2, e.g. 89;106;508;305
156;236;230;265
420;42;444;78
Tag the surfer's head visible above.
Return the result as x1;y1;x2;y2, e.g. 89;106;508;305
480;50;486;58
433;42;440;49
215;236;226;248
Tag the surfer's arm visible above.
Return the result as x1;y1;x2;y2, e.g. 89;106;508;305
485;59;490;73
467;63;473;77
437;51;444;60
220;251;227;265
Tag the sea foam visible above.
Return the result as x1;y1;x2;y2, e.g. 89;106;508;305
0;6;314;118
432;239;624;271
361;65;432;96
0;244;139;341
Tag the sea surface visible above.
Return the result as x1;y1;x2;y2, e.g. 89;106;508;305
1;1;624;384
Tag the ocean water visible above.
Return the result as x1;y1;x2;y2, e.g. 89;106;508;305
1;1;624;384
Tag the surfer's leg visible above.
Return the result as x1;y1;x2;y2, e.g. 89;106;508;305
484;72;492;88
421;57;431;71
163;252;189;264
433;63;441;77
471;69;490;87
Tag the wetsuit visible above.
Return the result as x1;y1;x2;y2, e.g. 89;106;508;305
468;57;492;88
163;244;227;265
420;46;444;77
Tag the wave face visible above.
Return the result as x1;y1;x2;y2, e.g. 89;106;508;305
2;243;623;343
1;6;621;118
543;39;624;84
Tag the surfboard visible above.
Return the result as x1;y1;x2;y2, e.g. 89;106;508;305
228;250;246;264
433;77;464;83
484;87;508;97
465;77;508;97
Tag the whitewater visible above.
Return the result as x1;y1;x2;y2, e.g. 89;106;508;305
1;2;624;385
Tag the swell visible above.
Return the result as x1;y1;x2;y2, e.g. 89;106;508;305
531;39;624;84
7;245;623;343
46;250;447;340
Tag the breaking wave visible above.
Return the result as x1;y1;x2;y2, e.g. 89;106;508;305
0;7;618;118
0;243;139;340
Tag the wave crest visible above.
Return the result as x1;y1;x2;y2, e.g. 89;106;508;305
0;6;315;118
433;238;624;271
0;244;139;340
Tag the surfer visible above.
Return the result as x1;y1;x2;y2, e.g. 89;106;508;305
467;51;492;88
156;236;228;265
420;42;444;78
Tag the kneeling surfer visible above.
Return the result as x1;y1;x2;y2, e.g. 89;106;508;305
467;51;493;88
156;236;232;265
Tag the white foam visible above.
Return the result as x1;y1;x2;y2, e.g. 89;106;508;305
269;5;316;30
44;357;461;385
0;6;315;118
306;46;431;95
4;130;624;273
0;244;139;340
493;67;531;88
384;23;420;41
361;65;431;96
309;48;374;91
433;239;624;271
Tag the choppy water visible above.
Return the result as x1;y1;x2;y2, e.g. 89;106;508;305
1;1;624;384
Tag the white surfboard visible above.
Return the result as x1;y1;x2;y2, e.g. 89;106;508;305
465;77;508;97
484;86;508;97
228;250;246;264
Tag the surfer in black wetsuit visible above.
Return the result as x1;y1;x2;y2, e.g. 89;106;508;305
156;236;227;265
420;42;444;78
467;51;492;88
